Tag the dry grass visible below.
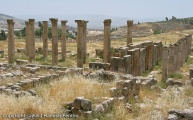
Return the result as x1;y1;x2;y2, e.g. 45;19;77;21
137;86;193;120
0;75;115;119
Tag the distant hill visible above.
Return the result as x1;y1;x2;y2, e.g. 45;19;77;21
0;13;76;31
112;20;193;38
0;13;25;30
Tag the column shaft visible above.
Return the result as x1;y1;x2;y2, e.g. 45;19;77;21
7;19;15;64
28;19;35;62
25;22;29;56
50;18;58;65
83;21;88;64
43;21;48;58
127;20;133;45
75;20;84;68
103;19;111;63
61;20;68;61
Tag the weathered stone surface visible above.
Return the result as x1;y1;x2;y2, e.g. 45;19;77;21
81;99;92;111
7;19;15;64
167;113;179;120
110;57;123;72
109;87;117;97
43;21;48;58
81;110;92;119
17;48;25;53
87;69;119;81
16;59;28;65
103;19;111;63
73;96;84;109
123;55;131;74
166;78;183;87
190;68;193;79
141;78;157;88
64;68;83;75
127;20;133;45
95;104;105;113
28;89;36;96
50;18;58;65
168;109;193;120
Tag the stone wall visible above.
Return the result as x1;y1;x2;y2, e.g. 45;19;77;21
162;35;192;80
92;41;162;77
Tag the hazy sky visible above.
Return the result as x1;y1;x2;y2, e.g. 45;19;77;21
1;0;193;19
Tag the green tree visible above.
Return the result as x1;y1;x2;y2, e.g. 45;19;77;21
165;17;168;21
35;29;41;37
0;30;6;40
20;27;26;37
48;27;52;39
14;31;21;37
171;16;177;21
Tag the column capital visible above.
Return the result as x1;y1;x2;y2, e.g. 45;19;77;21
25;21;30;26
75;20;84;27
50;18;58;23
104;19;111;26
127;20;133;26
7;19;15;25
84;21;89;24
29;19;35;23
43;21;48;24
61;20;68;25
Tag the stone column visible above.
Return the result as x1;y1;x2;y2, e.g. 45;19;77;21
123;55;131;74
173;43;179;72
61;20;68;61
128;49;134;75
142;41;153;70
103;19;111;63
127;20;133;45
140;47;146;75
178;40;183;68
153;45;158;66
42;21;48;58
50;18;58;65
7;19;15;64
162;46;168;80
83;21;89;64
182;38;186;63
75;20;84;68
25;21;30;56
128;48;140;76
168;45;175;75
154;41;162;61
188;35;192;55
28;19;35;62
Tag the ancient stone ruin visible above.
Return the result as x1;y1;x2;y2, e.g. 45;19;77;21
1;18;193;119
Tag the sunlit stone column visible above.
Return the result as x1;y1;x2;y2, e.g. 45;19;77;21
168;45;175;75
103;19;111;63
43;21;48;58
83;21;89;64
75;20;84;68
25;21;30;56
7;19;15;64
142;41;153;70
28;19;35;62
50;18;58;65
61;20;68;61
127;20;133;45
162;46;168;80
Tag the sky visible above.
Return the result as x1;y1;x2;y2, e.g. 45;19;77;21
1;0;193;19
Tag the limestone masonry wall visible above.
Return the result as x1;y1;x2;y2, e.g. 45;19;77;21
162;35;192;80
